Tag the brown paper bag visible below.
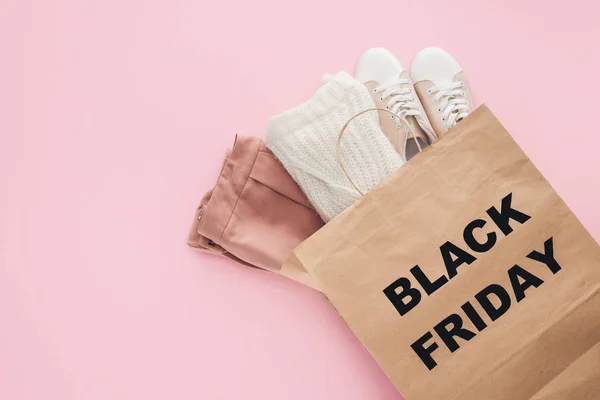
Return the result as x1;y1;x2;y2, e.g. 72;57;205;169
283;105;600;399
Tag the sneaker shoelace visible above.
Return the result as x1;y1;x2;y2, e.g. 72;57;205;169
373;78;425;128
428;81;470;130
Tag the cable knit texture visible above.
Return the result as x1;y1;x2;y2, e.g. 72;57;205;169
266;72;403;222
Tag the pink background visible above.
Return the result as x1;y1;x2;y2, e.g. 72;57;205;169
1;0;599;399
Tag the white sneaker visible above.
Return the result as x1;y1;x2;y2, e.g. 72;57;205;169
411;47;475;137
356;47;437;161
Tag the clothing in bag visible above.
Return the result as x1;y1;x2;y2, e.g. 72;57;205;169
188;135;324;273
266;72;403;222
282;105;600;399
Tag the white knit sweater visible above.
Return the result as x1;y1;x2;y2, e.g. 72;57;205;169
266;72;403;222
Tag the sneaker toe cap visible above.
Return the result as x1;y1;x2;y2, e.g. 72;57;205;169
411;47;462;84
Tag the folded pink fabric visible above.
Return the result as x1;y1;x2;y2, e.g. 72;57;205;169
188;135;324;273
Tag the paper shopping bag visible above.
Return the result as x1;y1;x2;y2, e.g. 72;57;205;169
282;105;600;399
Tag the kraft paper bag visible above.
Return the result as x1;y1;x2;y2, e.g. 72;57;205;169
283;105;600;399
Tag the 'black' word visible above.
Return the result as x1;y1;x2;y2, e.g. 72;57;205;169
383;193;530;316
